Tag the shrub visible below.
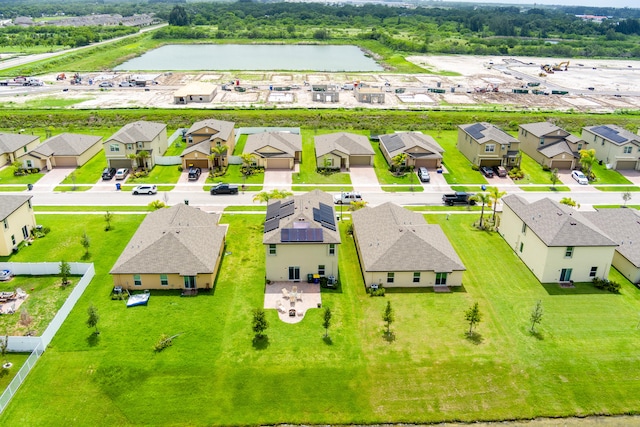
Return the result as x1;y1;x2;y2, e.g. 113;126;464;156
177;165;183;172
508;167;524;180
368;286;386;297
592;277;621;294
542;165;551;172
471;164;480;171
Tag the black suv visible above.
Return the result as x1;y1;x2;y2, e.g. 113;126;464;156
480;166;494;178
188;167;202;181
102;167;116;180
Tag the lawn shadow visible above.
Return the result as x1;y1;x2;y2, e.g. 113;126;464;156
465;331;483;345
382;330;396;343
80;252;91;261
87;332;100;347
541;282;611;296
529;330;544;341
252;336;270;350
322;336;333;345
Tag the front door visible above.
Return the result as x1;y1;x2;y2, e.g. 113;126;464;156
560;268;572;282
184;276;196;289
288;267;300;282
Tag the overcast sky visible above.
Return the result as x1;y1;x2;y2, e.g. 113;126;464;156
444;0;637;8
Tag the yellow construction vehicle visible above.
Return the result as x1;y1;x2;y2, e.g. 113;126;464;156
553;61;570;71
541;64;554;74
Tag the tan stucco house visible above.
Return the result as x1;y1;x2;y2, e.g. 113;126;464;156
181;119;235;170
354;86;385;104
352;202;465;289
0;133;40;167
20;133;103;170
103;121;167;170
263;190;341;282
379;132;444;169
0;195;36;256
582;124;640;170
173;82;217;105
518;122;585;170
244;131;302;170
500;195;616;283
110;204;228;291
458;123;520;168
314;132;374;170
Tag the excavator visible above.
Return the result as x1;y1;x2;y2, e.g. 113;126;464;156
475;83;499;93
553;61;570;71
540;64;554;74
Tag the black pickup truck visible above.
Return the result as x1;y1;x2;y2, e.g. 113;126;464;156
442;191;476;206
210;183;239;195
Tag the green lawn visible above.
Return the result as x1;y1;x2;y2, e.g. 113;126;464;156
0;167;43;185
519;185;571;192
372;141;421;186
34;206;154;212
291;129;352;186
0;186;28;192
206;165;264;186
381;185;424;192
6;212;640;425
591;163;633;185
595;186;640;192
164;138;186;156
53;185;92;192
60;152;107;185
435;130;487;185
127;165;182;185
517;153;554;185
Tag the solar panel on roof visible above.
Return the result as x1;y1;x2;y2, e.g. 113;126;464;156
312;207;322;223
381;134;405;153
319;203;336;226
322;221;337;231
280;203;295;218
466;123;486;140
281;199;294;207
592;125;627;144
266;201;281;221
264;217;280;233
281;228;324;242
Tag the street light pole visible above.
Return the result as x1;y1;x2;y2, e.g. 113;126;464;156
340;188;343;221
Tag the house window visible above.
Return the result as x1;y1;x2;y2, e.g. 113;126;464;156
184;276;196;289
133;275;141;286
624;146;632;154
435;272;447;285
485;144;495;153
11;235;16;245
126;144;133;150
329;244;336;256
565;246;574;258
160;274;168;286
578;143;583;150
318;265;325;276
387;272;394;283
3;219;7;229
268;244;277;255
23;146;27;152
521;223;527;234
137;142;144;149
110;144;120;152
539;138;545;145
589;266;598;277
519;242;524;253
26;160;32;168
413;272;420;283
28;200;32;209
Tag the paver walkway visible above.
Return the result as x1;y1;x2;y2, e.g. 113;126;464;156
263;281;321;324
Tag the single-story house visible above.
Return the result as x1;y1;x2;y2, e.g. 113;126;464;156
0;194;35;256
354;86;385;104
110;204;228;291
311;85;339;103
263;190;341;282
20;133;103;170
182;119;236;170
103;121;167;170
0;133;40;167
314;132;374;169
352;202;465;289
379;132;444;169
173;82;217;105
518;122;584;170
244;131;302;170
500;195;617;283
582;124;640;170
458;122;521;168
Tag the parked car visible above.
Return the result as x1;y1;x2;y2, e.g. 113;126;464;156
119;81;134;87
417;167;430;183
115;168;129;180
0;269;12;282
188;167;201;180
334;192;362;204
132;184;157;195
480;166;494;178
101;167;116;180
99;81;113;88
493;166;507;177
210;183;239;195
442;192;476;206
571;170;589;185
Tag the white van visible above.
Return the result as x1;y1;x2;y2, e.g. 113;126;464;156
334;192;363;204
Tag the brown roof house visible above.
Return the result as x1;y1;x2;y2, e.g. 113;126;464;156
110;204;228;292
21;133;103;170
263;190;341;282
518;122;585;170
352;202;465;289
103;121;167;170
244;131;302;170
582;124;640;170
458;122;520;168
379;132;444;169
0;195;35;256
181;119;236;170
500;195;617;283
173;82;217;105
314;132;374;170
0;133;40;167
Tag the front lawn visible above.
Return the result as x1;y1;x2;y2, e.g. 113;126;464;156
435;130;487;185
372;141;420;186
591;163;633;185
291;129;352;186
0;167;43;185
206;165;264;186
127;165;182;184
517;153;554;185
59;151;106;185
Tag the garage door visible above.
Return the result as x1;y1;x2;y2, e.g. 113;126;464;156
414;158;439;169
479;159;502;167
266;158;291;169
109;159;132;169
185;159;209;169
54;157;78;167
349;156;371;166
550;160;573;170
616;160;638;170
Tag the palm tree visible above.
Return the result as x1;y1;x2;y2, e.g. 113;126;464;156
470;192;491;229
240;153;256;176
126;153;138;170
391;153;407;175
579;148;597;177
137;150;150;171
252;189;293;204
488;186;506;222
209;145;228;170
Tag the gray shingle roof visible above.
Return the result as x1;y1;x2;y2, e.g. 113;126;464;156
110;204;227;276
314;132;374;157
502;195;616;247
263;190;341;245
583;208;640;268
0;195;32;221
351;202;465;272
519;122;568;137
181;140;212;157
459;122;518;145
31;133;102;157
0;133;39;154
379;132;444;159
584;124;640;146
244;132;301;158
538;140;579;159
185;119;235;142
107;121;166;145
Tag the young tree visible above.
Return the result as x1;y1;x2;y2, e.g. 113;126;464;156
390;153;407;175
20;309;33;336
148;200;167;210
252;189;293;204
86;304;99;334
578;148;597;176
559;197;579;209
349;200;368;211
382;300;394;335
470;192;491;228
59;260;71;286
623;191;632;207
530;300;543;333
488;186;506;222
69;171;77;191
80;231;90;257
323;307;332;338
0;335;8;367
104;210;113;231
252;308;269;340
465;302;481;336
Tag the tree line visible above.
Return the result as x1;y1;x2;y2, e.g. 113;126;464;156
0;25;137;48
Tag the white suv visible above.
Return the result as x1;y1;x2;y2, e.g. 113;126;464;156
334;192;363;204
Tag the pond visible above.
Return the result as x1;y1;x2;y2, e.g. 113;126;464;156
114;44;384;72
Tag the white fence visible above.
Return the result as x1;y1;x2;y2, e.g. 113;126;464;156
0;262;94;414
155;156;181;166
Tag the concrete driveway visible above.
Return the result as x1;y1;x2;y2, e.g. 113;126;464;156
263;165;294;191
619;170;640;186
556;169;599;192
349;166;380;192
34;167;75;191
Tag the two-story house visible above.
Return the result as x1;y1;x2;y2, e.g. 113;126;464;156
457;122;520;168
0;133;40;167
582;124;640;170
263;190;340;282
181;119;235;170
103;121;167;170
518;122;585;170
0;195;36;256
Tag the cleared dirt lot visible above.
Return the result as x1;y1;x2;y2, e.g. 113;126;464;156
2;55;639;112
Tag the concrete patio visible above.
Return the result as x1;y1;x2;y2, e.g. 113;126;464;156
263;281;322;324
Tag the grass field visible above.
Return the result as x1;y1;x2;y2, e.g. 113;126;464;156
127;165;182;185
291;129;353;186
436;131;487;185
0;167;43;185
59;152;106;185
5;212;640;425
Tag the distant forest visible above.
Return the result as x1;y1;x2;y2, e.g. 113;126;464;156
2;0;640;58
